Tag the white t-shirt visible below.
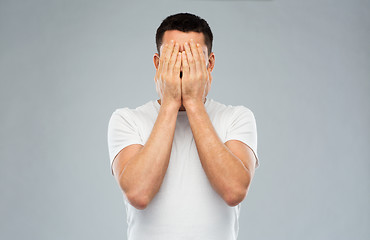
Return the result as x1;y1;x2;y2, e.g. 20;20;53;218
107;98;259;240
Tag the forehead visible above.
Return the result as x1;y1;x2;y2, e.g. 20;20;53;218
161;30;208;55
162;30;205;43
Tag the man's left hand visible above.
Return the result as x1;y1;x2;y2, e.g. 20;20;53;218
181;39;210;107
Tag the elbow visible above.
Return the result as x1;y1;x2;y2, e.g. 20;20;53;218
225;171;253;206
118;176;151;210
126;192;151;210
224;187;248;207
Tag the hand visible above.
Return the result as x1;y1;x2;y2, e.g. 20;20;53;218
155;40;182;109
181;39;210;106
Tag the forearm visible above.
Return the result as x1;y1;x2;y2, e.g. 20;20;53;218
185;100;251;205
120;102;179;205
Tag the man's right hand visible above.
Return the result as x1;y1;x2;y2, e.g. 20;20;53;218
155;40;182;109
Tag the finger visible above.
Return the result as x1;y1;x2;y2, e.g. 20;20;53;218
158;43;168;73
162;40;175;75
168;42;180;72
184;41;195;75
181;51;190;76
196;43;207;73
190;39;201;74
174;51;182;78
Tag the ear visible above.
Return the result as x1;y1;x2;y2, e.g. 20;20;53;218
153;53;160;70
207;52;215;73
207;52;215;84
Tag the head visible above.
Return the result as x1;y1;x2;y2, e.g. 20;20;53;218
153;13;215;98
155;13;213;58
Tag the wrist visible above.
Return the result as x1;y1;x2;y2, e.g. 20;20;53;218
183;98;205;111
160;100;181;112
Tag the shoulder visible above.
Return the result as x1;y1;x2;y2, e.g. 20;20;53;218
208;98;255;120
231;105;256;121
110;100;156;120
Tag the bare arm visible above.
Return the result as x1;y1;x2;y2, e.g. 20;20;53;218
113;102;179;210
112;40;182;210
181;39;256;206
184;101;255;207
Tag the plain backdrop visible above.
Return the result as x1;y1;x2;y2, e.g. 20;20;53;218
0;0;369;239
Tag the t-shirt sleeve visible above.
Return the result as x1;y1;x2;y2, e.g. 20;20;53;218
224;106;260;169
107;108;144;176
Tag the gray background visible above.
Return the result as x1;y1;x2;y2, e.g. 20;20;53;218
1;0;369;239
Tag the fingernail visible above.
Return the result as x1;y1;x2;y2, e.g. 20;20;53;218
170;40;174;43
185;42;188;46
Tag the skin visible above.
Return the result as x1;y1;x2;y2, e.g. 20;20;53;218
153;30;215;111
112;30;257;209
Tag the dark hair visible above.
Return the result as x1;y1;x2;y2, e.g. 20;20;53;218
155;13;213;57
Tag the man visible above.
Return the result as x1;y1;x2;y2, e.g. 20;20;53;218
107;12;259;240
